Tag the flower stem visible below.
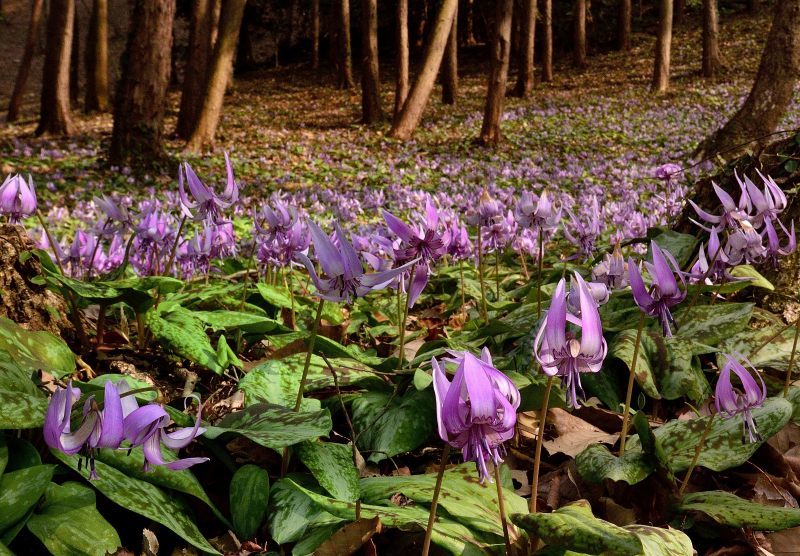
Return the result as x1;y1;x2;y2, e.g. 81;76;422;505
459;261;466;310
520;251;530;280
422;443;451;556
293;299;325;411
495;250;501;300
785;316;800;397
288;265;297;330
684;243;723;314
494;463;513;556
477;228;488;321
530;375;553;513
619;311;646;455
678;412;716;497
536;232;544;321
397;262;417;370
164;215;188;277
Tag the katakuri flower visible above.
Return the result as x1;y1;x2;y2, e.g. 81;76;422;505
628;241;686;337
178;153;238;223
689;181;749;231
514;190;562;233
715;353;767;444
0;174;37;224
591;245;628;290
432;348;520;483
534;274;607;408
762;218;796;268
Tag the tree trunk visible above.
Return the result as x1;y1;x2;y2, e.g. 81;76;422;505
695;0;800;160
177;0;217;139
7;0;44;123
651;0;673;93
312;0;320;69
542;0;553;81
513;0;536;98
701;0;721;78
393;0;409;121
618;0;631;51
360;0;382;123
69;5;80;106
441;3;458;105
412;0;429;49
109;0;175;165
36;0;75;136
464;0;477;46
388;0;458;140
674;0;685;25
85;0;110;112
337;0;354;89
185;0;246;152
478;0;514;146
574;0;587;68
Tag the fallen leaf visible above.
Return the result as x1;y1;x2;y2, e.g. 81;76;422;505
314;516;382;556
541;409;619;457
766;525;800;556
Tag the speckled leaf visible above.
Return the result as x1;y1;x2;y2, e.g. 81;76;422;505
0;435;7;478
626;525;694;555
0;540;10;555
146;303;223;374
0;352;40;397
0;464;54;532
230;464;270;541
650;229;698;268
256;282;294;309
203;403;332;452
575;444;654;485
267;474;344;544
718;323;799;372
26;482;120;556
0;317;75;378
679;490;800;530
53;452;219;554
673;303;753;346
609;329;662;399
729;265;774;290
297;442;359;501
511;500;642;555
216;335;243;369
194;310;287;334
0;389;48;429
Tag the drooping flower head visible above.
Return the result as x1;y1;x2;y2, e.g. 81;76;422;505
689;181;750;231
443;220;473;262
689;227;734;284
515;190;562;233
534;274;607;408
715;353;767;444
564;199;601;261
466;189;503;228
628;241;686;337
0;174;37;224
762;218;796;268
178;153;238;223
724;220;766;266
592;244;628;290
94;194;133;236
432;348;520;483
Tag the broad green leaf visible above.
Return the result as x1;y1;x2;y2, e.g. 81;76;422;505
230;465;270;541
511;500;642;556
256;282;293;309
649;228;698;268
0;541;10;555
575;444;654;485
26;482;120;556
0;436;6;477
679;490;800;530
609;329;661;399
351;389;435;463
88;374;157;402
673;303;753;346
267;474;344;544
146;303;223;374
216;335;243;370
194;310;287;335
4;437;41;471
626;525;694;556
0;351;40;396
0;465;54;532
719;323;799;372
46;274;123;304
292;523;343;556
0;317;75;378
53;452;219;554
297;442;359;501
0;389;48;429
729;265;774;290
203;403;332;452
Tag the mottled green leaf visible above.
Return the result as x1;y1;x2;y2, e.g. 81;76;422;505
256;283;293;309
267;474;344;544
215;335;243;369
679;490;800;530
626;525;694;555
0;389;48;429
673;303;753;346
230;465;270;541
0;436;7;478
194;310;287;335
146;303;223;374
0;317;75;378
649;229;698;268
26;482;120;556
575;444;654;485
0;465;54;532
0;352;40;396
729;265;774;290
297;442;359;502
719;323;799;373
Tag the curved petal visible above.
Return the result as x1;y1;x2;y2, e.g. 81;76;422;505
60;413;98;454
544;279;567;351
406;264;428;308
382;210;416;243
308;220;344;277
223;152;238;203
162;397;205;449
431;358;450;442
461;352;496;423
116;381;140;418
98;381;124;448
334;223;364;280
44;383;81;451
628;258;654;312
575;273;603;357
124;405;169;446
165;457;210;471
425;197;439;230
142;432;168;469
650;242;678;297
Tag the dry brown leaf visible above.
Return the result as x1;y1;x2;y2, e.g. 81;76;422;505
541;409;619;457
766;526;800;556
314;516;382;556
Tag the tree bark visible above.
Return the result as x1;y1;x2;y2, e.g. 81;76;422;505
7;0;44;123
312;0;320;69
441;3;458;105
542;0;553;81
177;0;218;139
618;0;631;51
360;0;382;123
393;0;409;121
185;0;246;152
109;0;175;165
674;0;685;25
695;0;800;160
478;0;514;146
574;0;587;68
69;5;80;106
337;0;354;89
701;0;721;78
651;0;673;93
85;0;110;112
36;0;76;136
388;0;458;140
464;0;477;46
513;0;536;98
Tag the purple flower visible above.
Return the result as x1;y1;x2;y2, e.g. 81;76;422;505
432;348;520;483
443;221;473;262
742;170;787;228
382;198;445;266
514;190;561;233
94;195;133;236
762;218;796;268
689;182;749;231
689;227;733;284
466;189;503;227
628;241;686;337
654;163;682;182
715;353;766;444
296;220;415;303
0;174;37;224
592;245;628;290
534;274;607;408
563;197;601;260
178;153;238;223
724;220;766;266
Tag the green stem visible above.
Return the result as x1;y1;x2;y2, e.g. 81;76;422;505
288;265;297;330
459;261;466;310
530;375;553;513
477;229;488;321
619;312;646;455
421;444;451;556
164;215;188;277
678;412;716;497
294;299;325;411
536;232;544;321
785;317;800;397
494;463;512;556
684;240;723;314
495;250;501;300
397;262;418;370
35;210;66;276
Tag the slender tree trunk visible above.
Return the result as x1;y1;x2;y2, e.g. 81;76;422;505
185;0;246;152
337;0;354;89
674;0;685;25
542;0;553;81
746;0;757;12
412;0;429;49
695;0;800;159
7;0;44;122
618;0;631;51
312;0;320;69
701;0;721;78
85;0;109;112
442;3;458;105
651;0;673;93
69;5;80;106
394;0;409;120
360;0;382;123
36;0;76;136
478;0;514;146
109;0;175;165
389;0;458;140
464;0;477;45
177;0;217;139
513;0;536;98
574;0;587;68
